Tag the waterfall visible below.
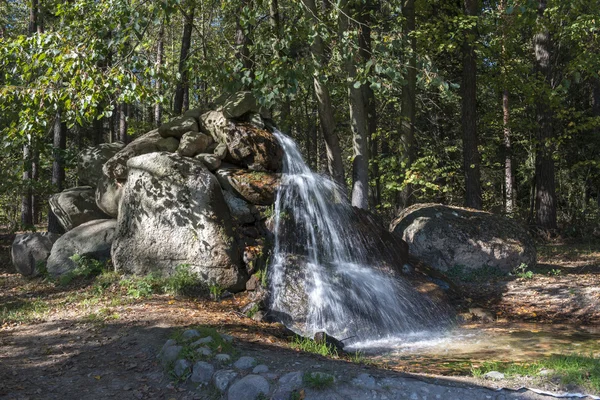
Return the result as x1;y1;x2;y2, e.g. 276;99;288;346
268;130;451;345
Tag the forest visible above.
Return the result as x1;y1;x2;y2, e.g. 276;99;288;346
1;0;599;232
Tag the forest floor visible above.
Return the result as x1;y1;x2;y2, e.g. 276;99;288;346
1;231;600;399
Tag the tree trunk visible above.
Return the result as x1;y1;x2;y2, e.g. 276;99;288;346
461;0;482;209
21;141;33;229
235;0;254;88
119;103;128;143
503;89;515;214
303;0;346;186
533;0;557;230
155;22;164;127
339;0;369;209
397;0;417;211
174;5;194;115
29;0;38;35
31;149;39;224
48;112;66;234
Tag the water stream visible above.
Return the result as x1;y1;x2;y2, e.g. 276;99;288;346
268;131;451;344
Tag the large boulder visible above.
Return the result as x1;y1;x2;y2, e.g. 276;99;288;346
46;219;117;277
49;187;110;231
222;91;259;119
390;203;536;274
158;116;199;139
77;142;125;186
11;232;61;276
177;131;213;157
111;152;246;290
95;174;123;218
215;167;280;206
200;111;283;172
102;130;179;181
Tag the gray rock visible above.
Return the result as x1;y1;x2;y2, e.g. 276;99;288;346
252;364;269;374
277;371;303;390
11;232;61;276
212;369;237;392
484;371;505;380
194;153;222;171
158;116;199;139
215;167;280;205
46;219;116;277
247;112;265;129
102;129;179;181
223;190;255;224
173;359;191;378
182;329;200;339
95;174;123;218
191;336;214;346
183;107;204;120
49;187;110;231
222;91;259;119
190;361;214;384
111;152;245;291
220;334;234;343
178;131;213;157
352;373;377;390
213;142;228;160
227;374;269;400
158;343;182;366
390;204;536;274
233;356;257;370
77;142;125;187
196;347;212;357
214;353;231;363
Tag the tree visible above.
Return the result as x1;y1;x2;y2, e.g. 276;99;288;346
174;3;194;115
48;111;66;234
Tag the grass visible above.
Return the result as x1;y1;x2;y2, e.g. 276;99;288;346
0;298;50;324
291;335;338;357
303;371;335;389
171;325;237;363
471;354;600;393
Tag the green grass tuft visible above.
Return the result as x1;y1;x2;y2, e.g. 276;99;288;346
291;335;338;357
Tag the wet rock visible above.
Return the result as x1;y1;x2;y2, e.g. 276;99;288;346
233;356;257;370
194;153;221;171
222;91;259;119
46;219;116;277
223;190;256;224
77;142;125;187
212;369;237;392
111;152;245;291
178;131;213;157
11;232;61;276
227;374;269;400
190;361;214;384
95;174;123;218
49;187;110;231
215;167;280;205
103;130;179;180
158;116;199;139
173;359;191;378
390;203;536;275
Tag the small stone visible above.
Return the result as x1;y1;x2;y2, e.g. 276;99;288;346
213;369;238;392
220;334;234;343
539;369;554;376
215;353;232;363
484;371;505;380
252;364;269;374
195;153;221;171
191;336;214;346
173;359;191;378
213;142;228;160
182;329;200;340
234;356;257;370
247;112;264;129
196;347;212;357
190;361;214;384
227;374;269;400
178;131;213;157
158;345;182;366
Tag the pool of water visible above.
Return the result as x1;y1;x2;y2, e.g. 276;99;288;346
346;323;600;374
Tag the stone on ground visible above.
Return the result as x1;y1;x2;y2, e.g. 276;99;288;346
390;203;536;275
252;364;269;374
233;356;257;370
49;187;110;231
182;329;200;339
212;369;237;392
190;361;214;384
173;359;191;378
46;219;116;277
11;232;61;276
111;152;245;291
227;374;269;400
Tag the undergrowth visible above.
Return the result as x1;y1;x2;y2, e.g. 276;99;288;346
291;335;338;357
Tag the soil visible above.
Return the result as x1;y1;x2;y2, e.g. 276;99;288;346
2;232;600;399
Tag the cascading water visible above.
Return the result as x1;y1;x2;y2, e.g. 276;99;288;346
269;130;452;345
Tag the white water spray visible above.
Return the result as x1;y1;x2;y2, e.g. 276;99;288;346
269;130;451;344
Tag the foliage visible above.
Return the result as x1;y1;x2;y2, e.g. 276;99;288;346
512;263;534;279
302;371;335;390
291;335;338;358
59;254;109;286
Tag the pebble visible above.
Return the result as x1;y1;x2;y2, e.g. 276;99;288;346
234;356;257;370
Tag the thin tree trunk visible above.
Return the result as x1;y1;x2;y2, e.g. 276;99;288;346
174;5;194;115
303;0;346;185
21;141;33;229
339;0;369;209
461;0;482;209
29;0;38;34
503;89;515;214
397;0;417;211
533;0;557;230
155;22;164;127
119;103;128;143
48;112;66;234
31;149;39;224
